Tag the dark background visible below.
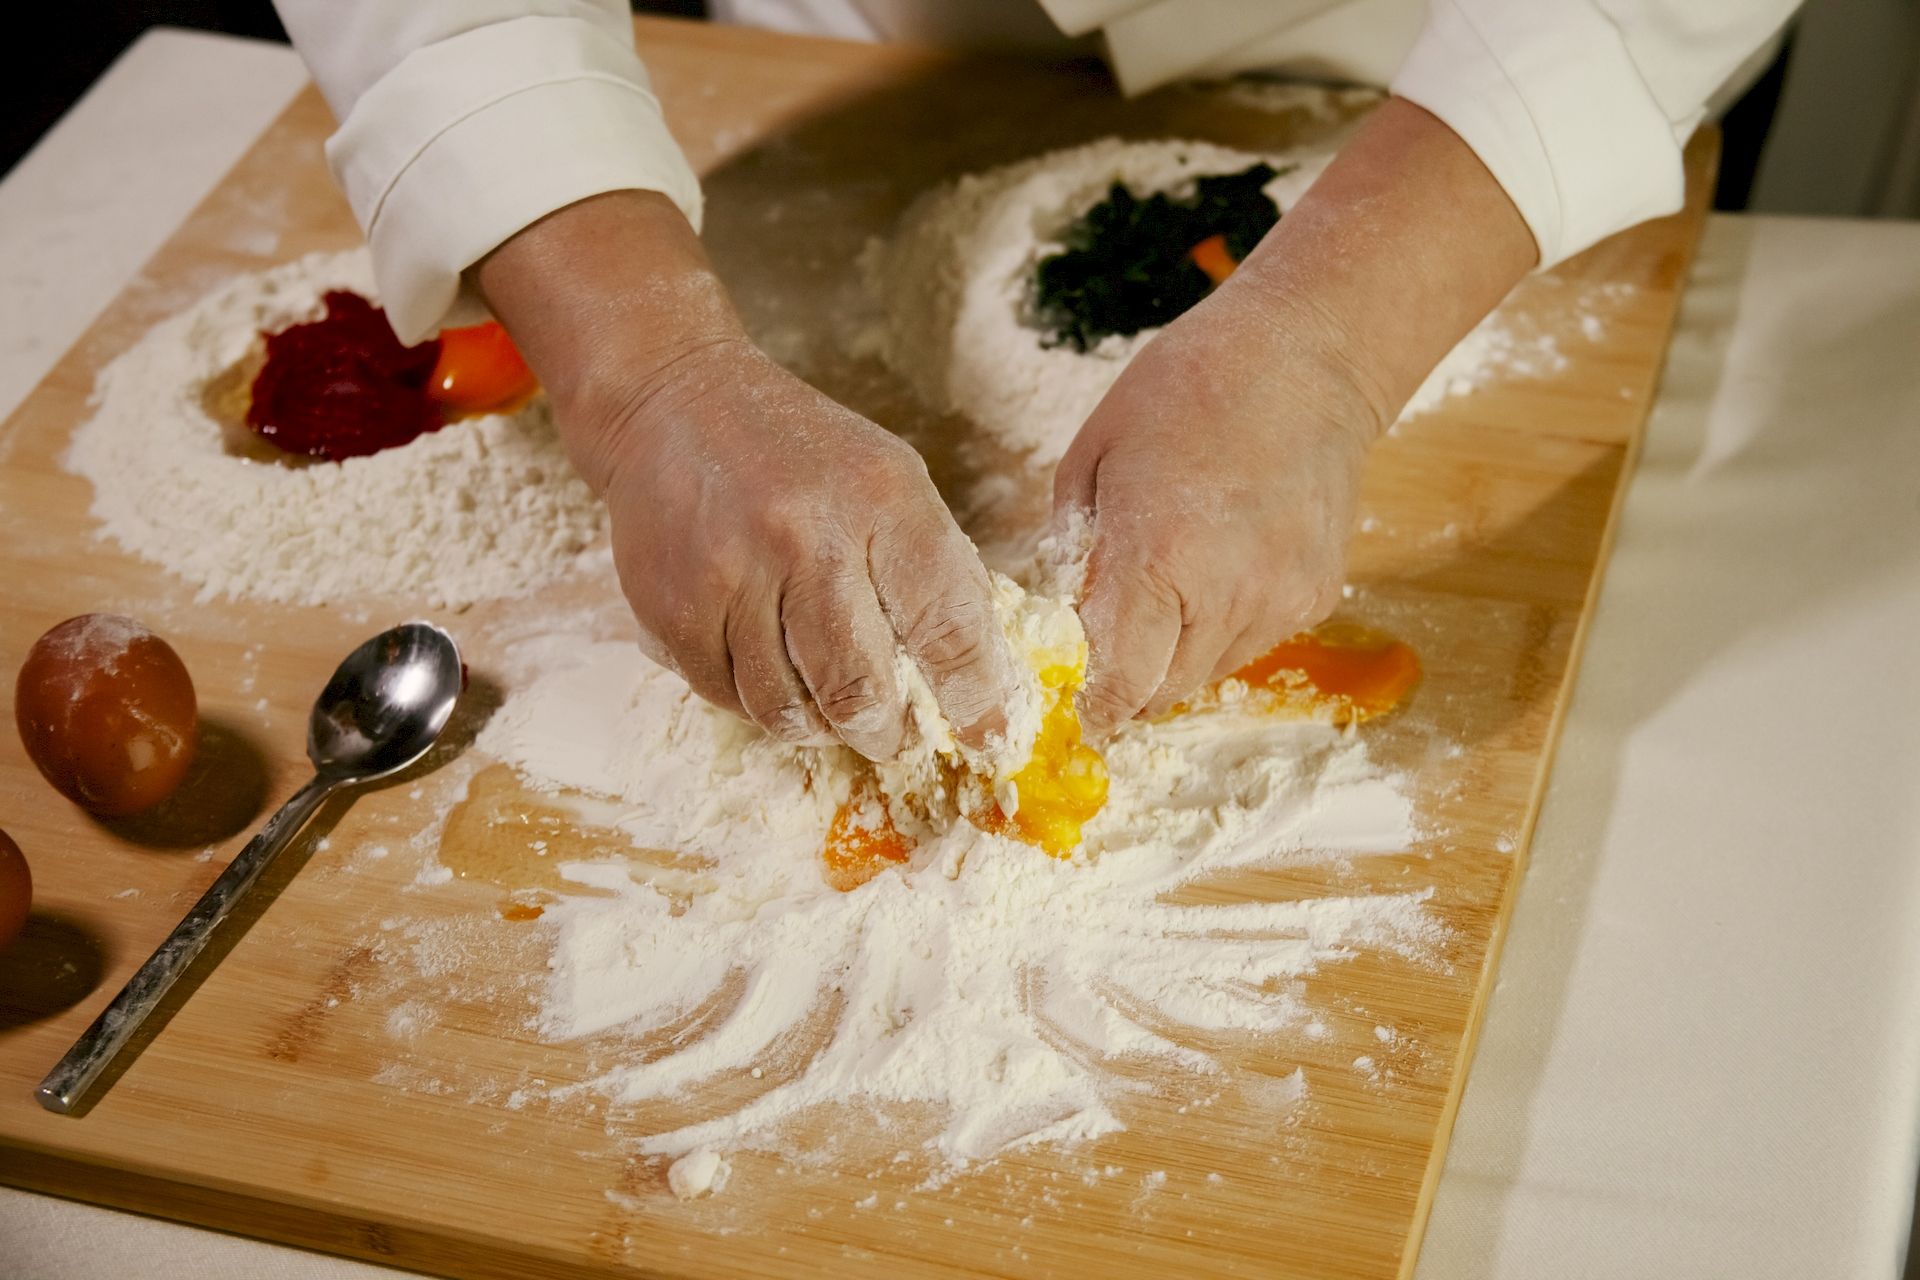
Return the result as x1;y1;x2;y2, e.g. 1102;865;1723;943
8;2;292;178
12;0;1787;210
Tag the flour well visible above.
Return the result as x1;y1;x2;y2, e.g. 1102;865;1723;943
857;136;1616;467
65;251;603;607
856;138;1332;467
476;618;1435;1181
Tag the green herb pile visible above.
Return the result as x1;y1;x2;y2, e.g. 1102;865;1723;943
1031;162;1286;352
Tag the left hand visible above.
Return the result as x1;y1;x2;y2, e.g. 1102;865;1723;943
1054;286;1377;738
1054;96;1542;739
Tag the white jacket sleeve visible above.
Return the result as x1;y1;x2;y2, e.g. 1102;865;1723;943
274;1;704;341
1392;0;1798;267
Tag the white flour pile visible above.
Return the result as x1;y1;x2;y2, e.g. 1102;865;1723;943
475;607;1436;1182
856;138;1330;468
65;250;603;607
856;135;1604;467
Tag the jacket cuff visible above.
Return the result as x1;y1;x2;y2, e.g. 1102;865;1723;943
324;15;703;341
1391;0;1686;268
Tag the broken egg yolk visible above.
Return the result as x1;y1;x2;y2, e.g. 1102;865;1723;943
825;659;1111;884
991;663;1109;859
821;625;1410;885
822;785;914;892
427;321;539;417
1221;623;1421;724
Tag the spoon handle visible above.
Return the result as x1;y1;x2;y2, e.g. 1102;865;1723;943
36;773;338;1114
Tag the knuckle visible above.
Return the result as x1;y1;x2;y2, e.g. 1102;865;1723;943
753;496;835;563
749;698;822;743
877;462;941;515
815;671;889;728
868;429;928;474
1079;675;1144;731
783;562;862;621
906;598;992;676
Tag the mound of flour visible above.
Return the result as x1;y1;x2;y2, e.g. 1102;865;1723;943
856;138;1333;467
475;613;1434;1178
65;251;603;607
856;135;1578;468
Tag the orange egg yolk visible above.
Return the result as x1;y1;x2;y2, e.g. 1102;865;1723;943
1222;623;1422;724
822;786;915;891
991;663;1109;859
427;321;538;416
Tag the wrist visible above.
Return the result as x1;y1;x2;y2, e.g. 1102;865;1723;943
1224;279;1393;449
475;190;747;492
1228;96;1535;434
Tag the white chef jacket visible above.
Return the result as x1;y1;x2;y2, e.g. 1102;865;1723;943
274;0;1800;344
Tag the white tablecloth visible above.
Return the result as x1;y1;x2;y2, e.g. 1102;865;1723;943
1415;214;1920;1280
3;28;1917;1280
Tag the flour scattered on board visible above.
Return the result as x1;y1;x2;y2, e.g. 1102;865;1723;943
667;1148;732;1201
232;120;1463;1202
65;250;603;607
454;620;1441;1194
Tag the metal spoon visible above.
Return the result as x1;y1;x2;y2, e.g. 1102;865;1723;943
35;621;463;1115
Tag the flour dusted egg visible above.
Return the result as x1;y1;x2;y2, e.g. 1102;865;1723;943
15;614;199;816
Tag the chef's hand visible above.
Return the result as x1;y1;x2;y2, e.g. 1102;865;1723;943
1055;295;1371;736
478;191;1014;760
1058;98;1539;738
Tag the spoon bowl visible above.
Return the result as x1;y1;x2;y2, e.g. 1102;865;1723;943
309;622;462;781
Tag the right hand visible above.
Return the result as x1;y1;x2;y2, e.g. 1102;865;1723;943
478;192;1014;761
596;337;1015;760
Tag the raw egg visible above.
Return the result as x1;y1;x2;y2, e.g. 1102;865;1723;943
15;614;199;817
1220;623;1422;723
822;783;914;892
961;659;1108;859
999;663;1108;857
0;828;29;950
427;321;538;416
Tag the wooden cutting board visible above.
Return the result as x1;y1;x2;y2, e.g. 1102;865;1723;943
0;17;1716;1279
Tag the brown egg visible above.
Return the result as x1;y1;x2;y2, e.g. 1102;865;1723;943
0;828;28;949
15;615;199;817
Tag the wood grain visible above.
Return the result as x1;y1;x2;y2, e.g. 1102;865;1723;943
0;17;1718;1279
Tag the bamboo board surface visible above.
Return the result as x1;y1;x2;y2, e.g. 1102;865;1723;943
0;17;1717;1279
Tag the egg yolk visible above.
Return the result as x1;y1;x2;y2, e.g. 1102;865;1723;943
822;786;915;891
1223;623;1421;724
991;663;1109;859
427;321;538;417
819;626;1409;882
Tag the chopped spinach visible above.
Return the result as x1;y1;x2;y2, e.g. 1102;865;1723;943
1031;162;1286;352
